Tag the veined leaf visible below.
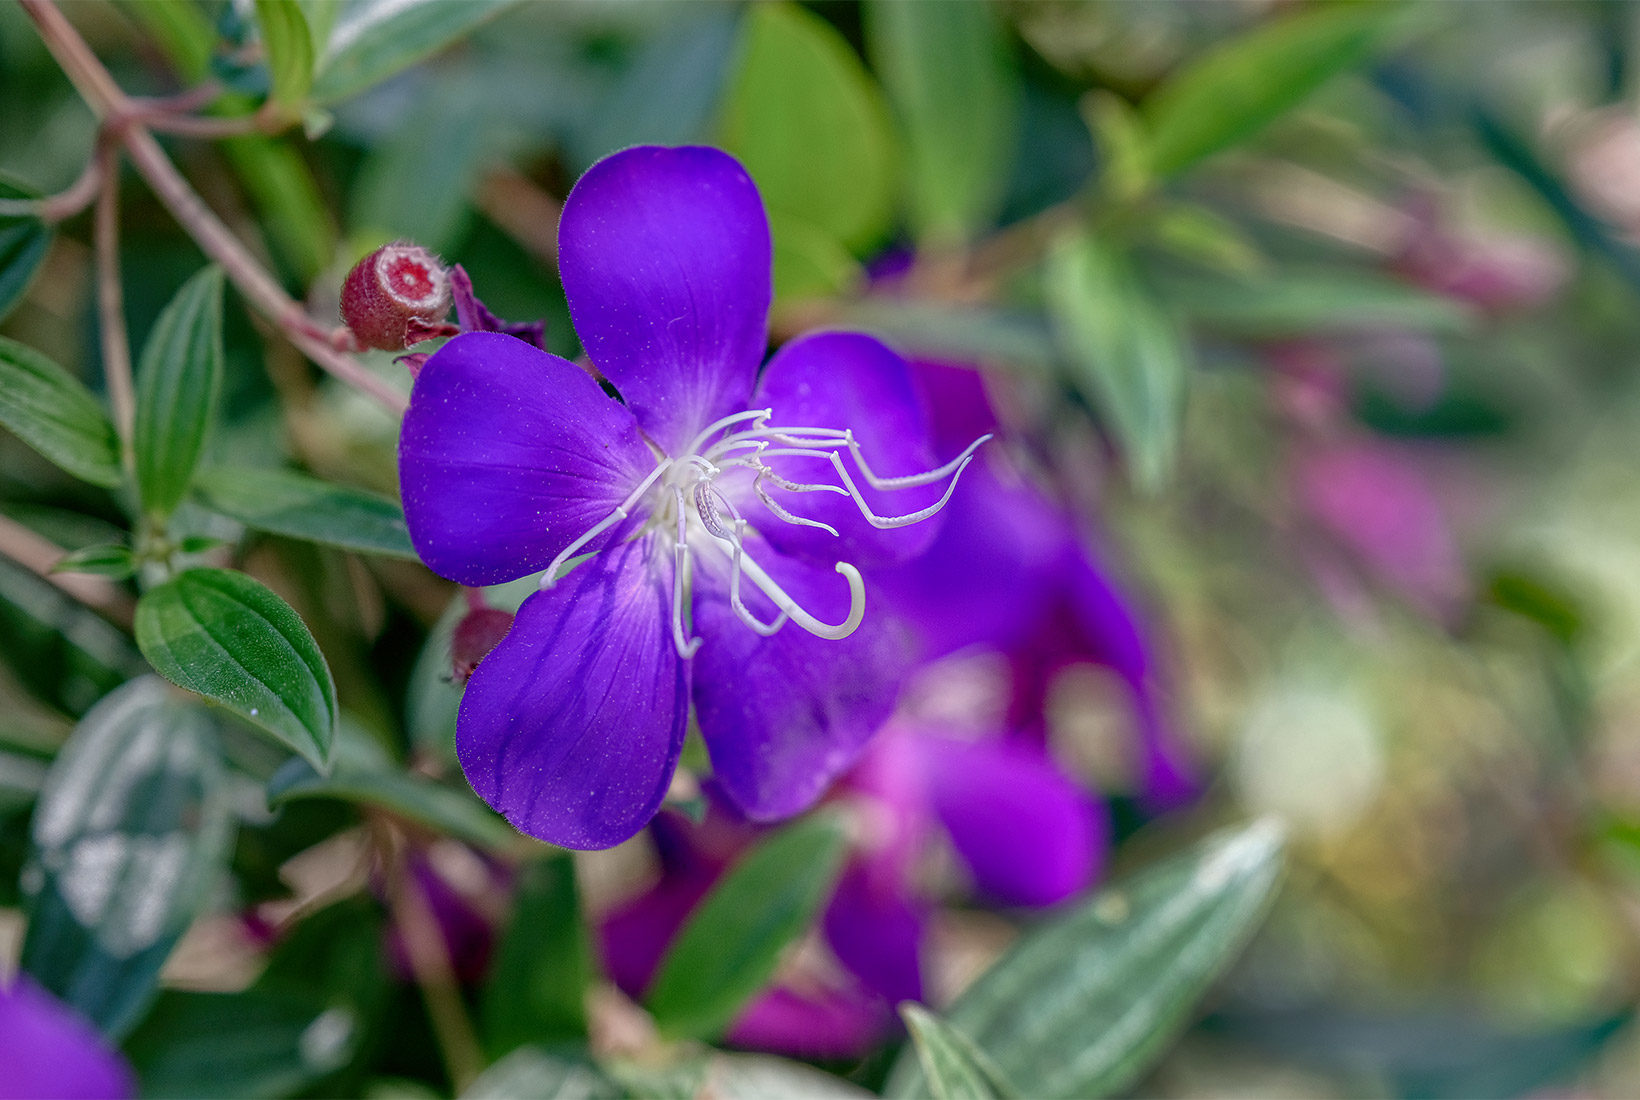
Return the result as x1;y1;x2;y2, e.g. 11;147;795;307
135;568;336;771
886;819;1287;1100
1143;4;1402;179
195;466;416;559
900;1004;1019;1100
0;337;122;488
21;678;234;1038
0;174;51;323
646;814;849;1039
51;544;137;580
133;267;225;521
255;0;317;113
311;0;521;105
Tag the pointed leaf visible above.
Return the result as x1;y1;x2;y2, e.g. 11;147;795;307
21;678;234;1038
0;336;122;488
195;466;416;558
900;1004;1018;1100
311;0;521;105
0;554;146;716
52;544;137;580
255;0;316;112
135;567;336;771
645;814;849;1039
0;175;52;322
133;267;225;520
481;857;591;1055
887;820;1286;1100
460;1049;618;1100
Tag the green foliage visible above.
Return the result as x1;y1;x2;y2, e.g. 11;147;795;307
480;857;591;1055
899;1004;1019;1100
310;0;522;105
1159;266;1476;337
135;568;337;771
0;175;51;323
21;678;233;1038
51;543;137;580
195;466;416;559
0;337;122;488
0;555;146;716
645;814;849;1039
133;267;225;522
254;0;318;116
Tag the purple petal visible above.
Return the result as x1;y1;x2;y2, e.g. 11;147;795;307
915;732;1107;907
0;977;133;1100
558;146;770;454
749;332;944;567
1134;692;1202;813
457;535;690;849
907;358;1001;458
727;984;894;1060
822;862;926;1004
399;331;655;586
1065;546;1150;685
599;870;717;997
691;540;909;820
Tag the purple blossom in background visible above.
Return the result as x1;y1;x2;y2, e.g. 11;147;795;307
601;722;1105;1058
399;147;984;850
0;977;133;1100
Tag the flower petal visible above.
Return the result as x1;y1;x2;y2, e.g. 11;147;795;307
399;331;655;586
728;984;894;1060
0;977;133;1100
915;733;1107;907
599;870;716;997
691;540;908;820
749;331;945;567
457;535;689;849
822;862;926;1004
558;146;771;454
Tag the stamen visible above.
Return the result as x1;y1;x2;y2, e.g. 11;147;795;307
754;474;840;536
774;446;982;530
670;487;702;658
705;540;865;640
845;431;993;490
692;482;735;541
722;522;789;637
540;458;672;588
681;407;773;457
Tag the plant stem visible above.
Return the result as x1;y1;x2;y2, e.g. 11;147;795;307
18;0;408;415
0;511;135;627
93;145;135;466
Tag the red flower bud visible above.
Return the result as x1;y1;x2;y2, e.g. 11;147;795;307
451;606;514;683
340;242;456;351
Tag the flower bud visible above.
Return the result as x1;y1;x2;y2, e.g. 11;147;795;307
451;606;514;683
340;241;456;351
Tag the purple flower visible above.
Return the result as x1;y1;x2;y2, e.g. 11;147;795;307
398;147;983;850
0;977;134;1100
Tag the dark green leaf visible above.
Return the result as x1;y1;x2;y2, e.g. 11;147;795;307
311;0;522;105
0;554;146;716
220;135;338;283
0;336;122;488
133;267;225;520
255;0;317;112
481;857;590;1055
1143;4;1401;178
646;814;849;1039
267;720;514;850
866;0;1020;244
135;567;336;771
460;1049;619;1100
0;747;48;815
21;678;233;1038
720;3;896;253
1045;234;1188;492
51;544;136;580
900;1004;1018;1100
195;466;416;559
1158;266;1475;336
0;175;52;323
887;819;1286;1100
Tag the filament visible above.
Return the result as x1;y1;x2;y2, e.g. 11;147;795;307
541;458;673;588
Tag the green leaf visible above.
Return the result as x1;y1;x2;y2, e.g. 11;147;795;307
771;213;864;305
0;746;48;815
220;135;338;283
886;819;1287;1100
0;336;122;488
1157;266;1476;336
645;814;849;1039
51;543;136;580
1045;234;1188;492
135;568;336;771
311;0;522;105
255;0;317;113
841;300;1058;373
133;267;225;521
1143;4;1400;179
0;555;146;717
900;1004;1019;1100
126;989;360;1099
866;0;1020;244
720;3;896;253
480;857;590;1055
195;466;416;559
0;174;52;323
460;1049;618;1100
267;720;514;851
21;678;234;1038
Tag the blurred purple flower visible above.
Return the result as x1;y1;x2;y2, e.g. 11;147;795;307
399;146;984;850
0;977;133;1100
601;723;1105;1058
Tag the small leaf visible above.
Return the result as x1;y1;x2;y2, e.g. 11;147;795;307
1143;4;1402;178
195;466;416;558
645;814;849;1039
0;554;146;716
1158;266;1475;336
311;0;521;105
21;678;234;1038
133;267;225;521
267;721;514;851
135;567;336;771
886;819;1287;1100
51;544;136;580
460;1048;618;1100
771;212;864;305
0;174;52;323
900;1004;1018;1100
1045;233;1188;492
255;0;317;113
0;336;122;488
866;0;1021;244
481;857;590;1055
720;3;897;252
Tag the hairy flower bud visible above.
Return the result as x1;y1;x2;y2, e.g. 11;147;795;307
451;606;514;683
341;242;456;351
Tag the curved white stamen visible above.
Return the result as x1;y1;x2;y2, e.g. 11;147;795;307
846;431;994;490
541;458;673;588
754;475;840;536
717;543;865;640
670;487;702;658
722;523;789;637
682;407;772;457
